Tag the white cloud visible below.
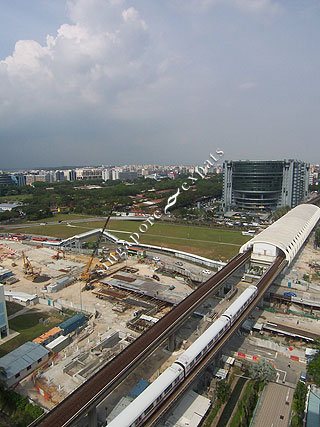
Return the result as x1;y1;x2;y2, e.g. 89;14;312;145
0;0;154;119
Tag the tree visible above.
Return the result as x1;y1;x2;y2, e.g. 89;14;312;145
248;359;277;382
292;381;308;413
272;206;291;221
307;352;320;386
216;379;231;404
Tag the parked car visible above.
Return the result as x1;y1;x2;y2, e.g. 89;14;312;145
153;256;160;262
300;371;307;382
202;269;212;275
175;261;183;266
284;292;297;297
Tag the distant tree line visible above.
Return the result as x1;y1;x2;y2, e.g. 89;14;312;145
0;174;222;222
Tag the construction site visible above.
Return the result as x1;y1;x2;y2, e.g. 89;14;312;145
1;205;319;426
0;234;205;411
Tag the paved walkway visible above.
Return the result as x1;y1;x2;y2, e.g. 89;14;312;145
7;306;32;320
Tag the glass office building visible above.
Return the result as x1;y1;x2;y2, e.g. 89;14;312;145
223;160;310;211
0;172;15;187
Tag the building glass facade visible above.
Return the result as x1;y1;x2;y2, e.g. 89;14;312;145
0;173;15;187
223;160;310;211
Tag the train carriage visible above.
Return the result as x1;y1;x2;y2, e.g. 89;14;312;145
107;286;258;427
175;317;229;374
107;364;184;427
222;286;257;322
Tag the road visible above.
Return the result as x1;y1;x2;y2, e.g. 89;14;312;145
225;334;305;386
146;250;218;278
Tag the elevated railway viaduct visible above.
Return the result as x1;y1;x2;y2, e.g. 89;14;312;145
33;251;250;427
33;204;320;427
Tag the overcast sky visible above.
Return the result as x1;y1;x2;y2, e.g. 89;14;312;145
0;0;319;169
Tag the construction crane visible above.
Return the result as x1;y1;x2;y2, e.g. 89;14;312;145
22;251;41;280
81;209;113;282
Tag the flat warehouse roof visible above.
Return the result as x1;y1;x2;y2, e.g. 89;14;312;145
240;204;320;264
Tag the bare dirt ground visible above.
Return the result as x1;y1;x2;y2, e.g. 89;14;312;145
1;240;194;411
289;233;320;283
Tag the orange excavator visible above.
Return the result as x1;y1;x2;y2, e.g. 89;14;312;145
52;250;65;260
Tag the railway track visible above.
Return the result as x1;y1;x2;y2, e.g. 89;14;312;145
306;194;320;205
146;254;287;426
33;251;250;427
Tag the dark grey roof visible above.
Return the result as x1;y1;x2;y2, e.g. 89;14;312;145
101;272;189;305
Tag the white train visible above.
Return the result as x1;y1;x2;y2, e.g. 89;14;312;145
107;286;258;427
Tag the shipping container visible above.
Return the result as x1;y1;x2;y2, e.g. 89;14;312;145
58;313;87;336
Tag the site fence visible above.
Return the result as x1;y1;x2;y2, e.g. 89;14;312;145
38;297;96;315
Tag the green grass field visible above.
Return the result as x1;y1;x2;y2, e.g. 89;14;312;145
5;301;24;317
7;219;251;261
0;311;67;357
111;230;243;260
7;224;89;239
0;194;32;203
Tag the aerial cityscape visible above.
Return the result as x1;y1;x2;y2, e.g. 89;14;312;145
0;1;320;427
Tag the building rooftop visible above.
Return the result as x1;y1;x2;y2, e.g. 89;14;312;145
0;202;21;211
0;341;49;380
101;272;189;305
240;204;320;264
307;386;320;427
58;313;86;330
33;327;62;344
161;389;211;427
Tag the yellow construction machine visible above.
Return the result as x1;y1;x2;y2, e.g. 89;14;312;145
81;209;114;283
22;251;41;281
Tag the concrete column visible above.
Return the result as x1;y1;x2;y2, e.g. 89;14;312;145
168;333;175;352
88;406;97;427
